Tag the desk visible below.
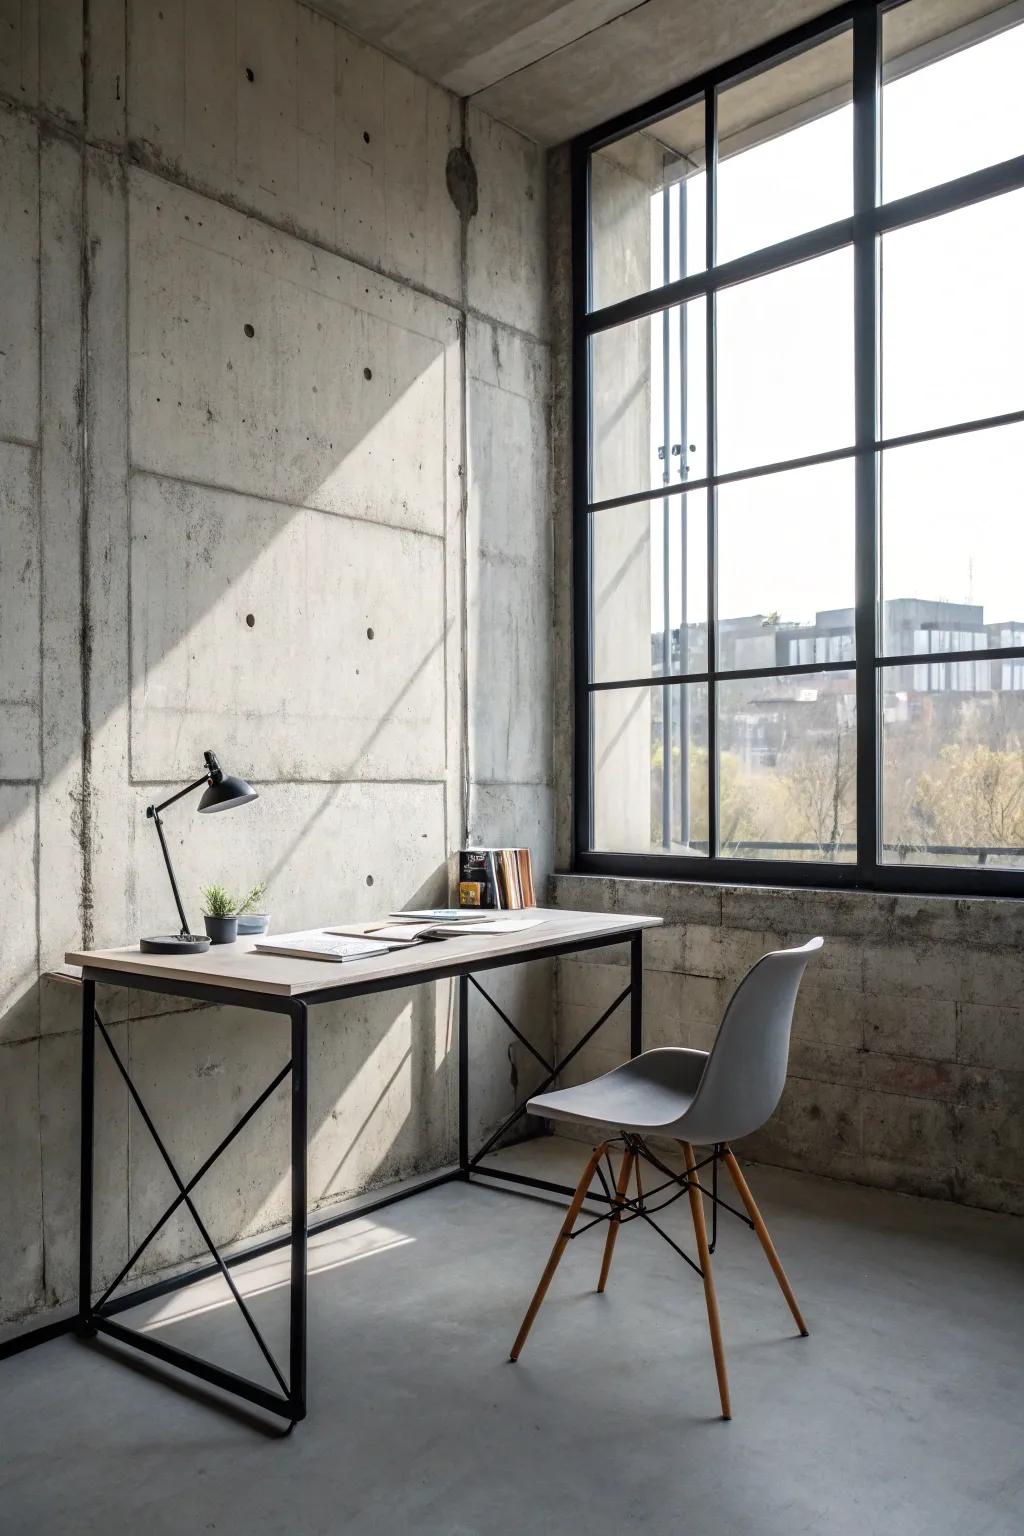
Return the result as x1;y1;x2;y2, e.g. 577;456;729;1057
66;907;660;1426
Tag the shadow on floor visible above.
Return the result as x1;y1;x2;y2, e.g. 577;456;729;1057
2;1139;1023;1536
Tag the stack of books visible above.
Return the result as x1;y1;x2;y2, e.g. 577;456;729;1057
458;848;536;910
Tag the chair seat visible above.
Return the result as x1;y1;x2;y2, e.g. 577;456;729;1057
528;1047;710;1134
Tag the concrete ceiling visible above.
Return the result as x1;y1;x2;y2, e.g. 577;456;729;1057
310;0;837;144
311;0;1020;146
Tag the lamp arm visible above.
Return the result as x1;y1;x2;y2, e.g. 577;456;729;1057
148;773;210;817
150;809;194;939
145;773;209;939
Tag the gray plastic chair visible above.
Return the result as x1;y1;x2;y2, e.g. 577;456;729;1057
509;937;823;1419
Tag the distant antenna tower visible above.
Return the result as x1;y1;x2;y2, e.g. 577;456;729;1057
968;556;974;603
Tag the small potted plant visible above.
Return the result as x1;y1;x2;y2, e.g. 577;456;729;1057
201;883;241;945
200;881;269;944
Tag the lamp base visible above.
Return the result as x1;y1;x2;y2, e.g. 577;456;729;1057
140;934;211;955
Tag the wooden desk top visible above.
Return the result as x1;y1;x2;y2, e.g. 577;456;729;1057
65;908;661;999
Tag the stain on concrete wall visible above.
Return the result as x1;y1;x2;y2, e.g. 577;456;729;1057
446;145;478;222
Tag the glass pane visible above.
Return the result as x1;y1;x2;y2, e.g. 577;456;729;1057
717;29;852;264
590;296;707;504
591;98;706;312
881;188;1024;441
716;246;853;475
883;7;1024;203
717;460;855;667
880;422;1024;657
592;683;708;854
881;661;1024;869
717;670;856;861
591;494;708;683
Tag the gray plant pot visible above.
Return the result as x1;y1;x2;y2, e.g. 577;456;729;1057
236;913;270;936
204;914;238;945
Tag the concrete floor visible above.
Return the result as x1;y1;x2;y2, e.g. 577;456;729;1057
2;1138;1023;1536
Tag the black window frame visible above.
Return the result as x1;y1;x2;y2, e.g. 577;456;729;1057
571;0;1024;897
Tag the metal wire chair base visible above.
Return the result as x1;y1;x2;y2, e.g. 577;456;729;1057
568;1137;755;1277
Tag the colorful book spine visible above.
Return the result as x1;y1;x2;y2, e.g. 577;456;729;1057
458;848;536;909
458;850;502;909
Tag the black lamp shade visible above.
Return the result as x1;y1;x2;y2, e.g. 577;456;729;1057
197;774;258;813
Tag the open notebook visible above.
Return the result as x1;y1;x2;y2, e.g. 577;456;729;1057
254;917;546;963
253;932;392;963
328;917;545;943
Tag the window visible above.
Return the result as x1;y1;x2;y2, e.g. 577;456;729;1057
574;0;1024;893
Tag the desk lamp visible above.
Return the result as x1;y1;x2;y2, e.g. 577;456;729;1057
140;750;258;954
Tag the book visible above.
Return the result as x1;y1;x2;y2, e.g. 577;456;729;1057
456;850;503;909
500;849;517;908
459;848;535;910
518;848;536;907
254;931;391;963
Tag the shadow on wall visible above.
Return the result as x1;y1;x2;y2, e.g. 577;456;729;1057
0;162;553;1322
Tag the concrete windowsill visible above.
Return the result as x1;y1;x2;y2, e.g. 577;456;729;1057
549;869;1024;948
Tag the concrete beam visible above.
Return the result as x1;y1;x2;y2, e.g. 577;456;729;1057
307;0;639;99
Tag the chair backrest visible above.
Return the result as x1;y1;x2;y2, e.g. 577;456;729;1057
672;938;823;1146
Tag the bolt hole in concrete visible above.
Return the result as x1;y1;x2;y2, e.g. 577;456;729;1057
245;614;255;629
363;366;372;380
365;875;374;887
244;323;255;338
366;627;374;640
245;67;255;82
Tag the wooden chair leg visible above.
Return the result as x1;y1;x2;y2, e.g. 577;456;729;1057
681;1141;731;1420
510;1141;609;1362
596;1147;635;1293
722;1146;808;1337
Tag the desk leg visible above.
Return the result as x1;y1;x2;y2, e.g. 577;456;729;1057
458;975;469;1175
77;978;96;1336
630;932;644;1059
289;1002;308;1422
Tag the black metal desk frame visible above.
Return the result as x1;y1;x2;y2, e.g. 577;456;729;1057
77;928;645;1426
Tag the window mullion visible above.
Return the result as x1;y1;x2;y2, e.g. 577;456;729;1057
853;0;881;882
705;83;719;863
572;140;595;862
661;190;673;851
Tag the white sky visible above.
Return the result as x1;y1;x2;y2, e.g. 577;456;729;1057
646;15;1024;640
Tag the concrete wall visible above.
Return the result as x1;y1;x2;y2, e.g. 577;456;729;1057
0;1;553;1333
547;155;1024;1221
551;875;1024;1216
